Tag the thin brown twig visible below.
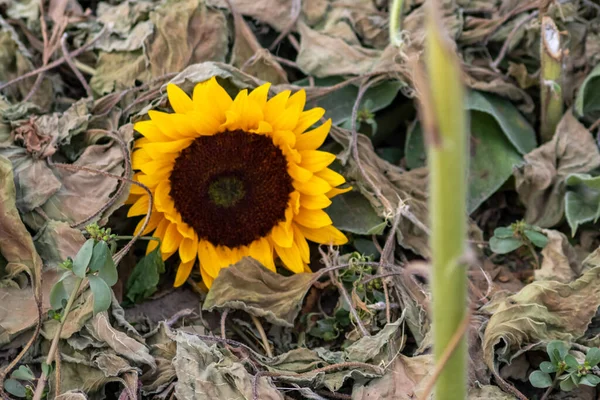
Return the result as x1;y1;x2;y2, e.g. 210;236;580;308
350;77;393;213
491;11;538;70
0;27;107;92
268;0;302;51
320;247;370;337
55;351;62;396
60;33;93;97
47;162;152;265
220;310;229;340
418;311;472;400
252;362;384;400
250;315;273;357
589;116;600;133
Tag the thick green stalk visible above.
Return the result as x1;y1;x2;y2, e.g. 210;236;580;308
389;0;404;47
540;16;563;142
424;1;468;399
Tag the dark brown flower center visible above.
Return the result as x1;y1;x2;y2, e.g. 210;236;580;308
169;130;293;248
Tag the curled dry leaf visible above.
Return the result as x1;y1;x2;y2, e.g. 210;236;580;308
514;111;600;228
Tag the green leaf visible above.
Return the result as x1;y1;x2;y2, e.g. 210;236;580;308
493;227;514;239
565;173;600;236
489;237;523;254
125;246;165;303
586;347;600;367
539;361;557;373
547;340;570;364
10;365;34;381
406;109;524;213
529;371;553;388
564;354;579;369
559;374;578;391
49;279;68;311
524;229;549;248
465;90;536;154
88;275;112;316
575;63;600;120
72;239;95;278
88;240;111;272
41;362;51;377
580;374;600;386
298;77;403;126
4;379;26;397
326;191;386;235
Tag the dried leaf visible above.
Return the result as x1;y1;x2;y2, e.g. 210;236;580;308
564;173;600;235
514;111;600;228
535;229;580;283
173;331;284;399
352;355;434;399
33;221;86;269
482;266;600;372
203;257;315;327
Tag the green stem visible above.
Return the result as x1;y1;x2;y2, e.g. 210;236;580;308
389;0;404;47
540;371;563;400
539;16;563;142
424;1;468;399
32;277;84;400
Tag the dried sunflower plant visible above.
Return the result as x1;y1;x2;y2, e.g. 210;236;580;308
127;77;351;288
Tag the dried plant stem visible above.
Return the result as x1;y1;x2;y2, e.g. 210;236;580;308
422;1;469;399
389;0;404;47
60;33;93;97
32;277;84;400
250;315;273;358
540;16;563;142
0;28;107;92
418;312;471;400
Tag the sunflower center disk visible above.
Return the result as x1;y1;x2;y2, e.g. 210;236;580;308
169;130;293;248
208;175;246;207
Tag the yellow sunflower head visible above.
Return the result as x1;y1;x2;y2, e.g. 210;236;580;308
127;77;351;288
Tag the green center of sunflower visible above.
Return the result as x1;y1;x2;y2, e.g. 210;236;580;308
169;130;293;248
208;175;246;207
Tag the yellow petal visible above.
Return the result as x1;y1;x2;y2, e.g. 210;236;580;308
162;221;183;254
299;150;336;172
296;119;331;150
176;220;196;239
134;120;174;141
316;168;346;187
161;249;176;261
326;186;352;198
274;242;304;273
299;224;348;245
179;234;198;263
129;173;147;195
293;175;332;195
286;89;306;111
134;137;150;149
167;83;193;113
200;266;215;288
271;129;296;147
174;259;195;287
149;111;197;138
249;237;275;272
270;221;293;248
134;210;163;236
292;224;310;263
132;148;153;170
248;82;271;109
294;108;326;135
295;208;332;229
250;120;273;135
187;111;221;136
300;193;332;210
139;159;173;176
264;90;291;123
193;77;233;119
154;181;173;213
288;162;313;183
141;138;192;159
289;191;300;214
197;240;223;277
147;218;170;254
271;104;302;132
223;89;263;131
127;195;149;217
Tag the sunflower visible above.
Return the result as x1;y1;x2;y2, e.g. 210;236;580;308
127;77;350;288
